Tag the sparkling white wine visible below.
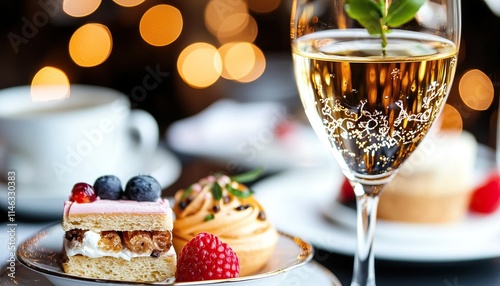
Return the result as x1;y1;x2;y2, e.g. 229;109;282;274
292;30;458;178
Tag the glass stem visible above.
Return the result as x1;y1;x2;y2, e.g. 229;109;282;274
351;183;382;286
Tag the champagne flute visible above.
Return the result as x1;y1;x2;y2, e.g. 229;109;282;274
290;0;461;285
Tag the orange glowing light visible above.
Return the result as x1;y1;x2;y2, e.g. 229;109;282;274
177;43;222;89
205;0;248;37
63;0;101;17
217;14;258;44
219;42;265;82
31;67;70;102
218;43;238;79
113;0;145;7
235;45;266;83
216;12;250;38
219;42;253;80
248;0;282;13
458;69;494;111
69;23;113;67
439;104;463;131
140;4;183;47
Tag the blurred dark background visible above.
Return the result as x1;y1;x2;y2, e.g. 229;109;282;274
0;0;499;148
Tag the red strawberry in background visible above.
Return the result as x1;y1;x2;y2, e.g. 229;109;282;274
274;119;295;139
339;177;355;203
469;171;500;214
175;232;240;282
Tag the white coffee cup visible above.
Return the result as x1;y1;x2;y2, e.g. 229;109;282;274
0;84;159;194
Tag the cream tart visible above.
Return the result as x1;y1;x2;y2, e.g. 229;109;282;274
172;171;279;276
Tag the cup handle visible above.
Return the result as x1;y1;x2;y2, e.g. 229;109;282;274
127;109;159;160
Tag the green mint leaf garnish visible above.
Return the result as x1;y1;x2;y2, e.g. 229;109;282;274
386;0;426;27
344;0;425;54
344;0;382;35
181;186;193;200
204;214;215;221
211;182;223;200
226;184;254;199
229;167;264;183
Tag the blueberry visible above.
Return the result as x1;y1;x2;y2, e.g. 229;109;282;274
93;175;123;200
124;175;161;202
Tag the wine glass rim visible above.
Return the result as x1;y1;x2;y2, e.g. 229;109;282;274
295;29;455;44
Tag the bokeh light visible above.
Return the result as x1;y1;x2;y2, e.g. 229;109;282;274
113;0;145;7
248;0;282;13
219;42;266;82
216;12;250;40
205;0;248;38
69;23;113;67
31;66;70;102
63;0;101;17
39;0;274;90
234;45;266;83
458;69;494;111
140;5;183;47
177;43;222;89
217;14;258;44
219;43;252;80
439;104;463;131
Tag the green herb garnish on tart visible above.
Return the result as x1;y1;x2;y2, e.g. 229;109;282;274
204;214;215;221
226;184;254;198
211;182;223;200
229;167;264;183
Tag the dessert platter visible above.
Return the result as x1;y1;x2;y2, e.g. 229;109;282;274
4;171;342;286
253;142;500;262
0;146;181;219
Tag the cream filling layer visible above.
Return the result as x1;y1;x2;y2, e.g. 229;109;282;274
64;230;174;261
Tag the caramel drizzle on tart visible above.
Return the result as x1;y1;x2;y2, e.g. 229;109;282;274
174;175;268;223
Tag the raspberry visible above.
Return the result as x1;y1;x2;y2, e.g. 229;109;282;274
470;172;500;214
175;232;240;282
339;177;355;203
70;183;97;203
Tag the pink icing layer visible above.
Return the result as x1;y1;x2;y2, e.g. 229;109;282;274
64;199;170;216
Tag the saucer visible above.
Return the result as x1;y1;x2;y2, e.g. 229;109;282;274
9;223;341;286
0;146;181;219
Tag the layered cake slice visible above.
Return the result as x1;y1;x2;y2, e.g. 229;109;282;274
62;175;176;282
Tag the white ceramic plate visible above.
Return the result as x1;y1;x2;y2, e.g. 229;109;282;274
10;223;340;286
0;146;181;219
253;146;500;262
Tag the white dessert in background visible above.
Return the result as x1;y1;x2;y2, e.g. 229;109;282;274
378;130;478;223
